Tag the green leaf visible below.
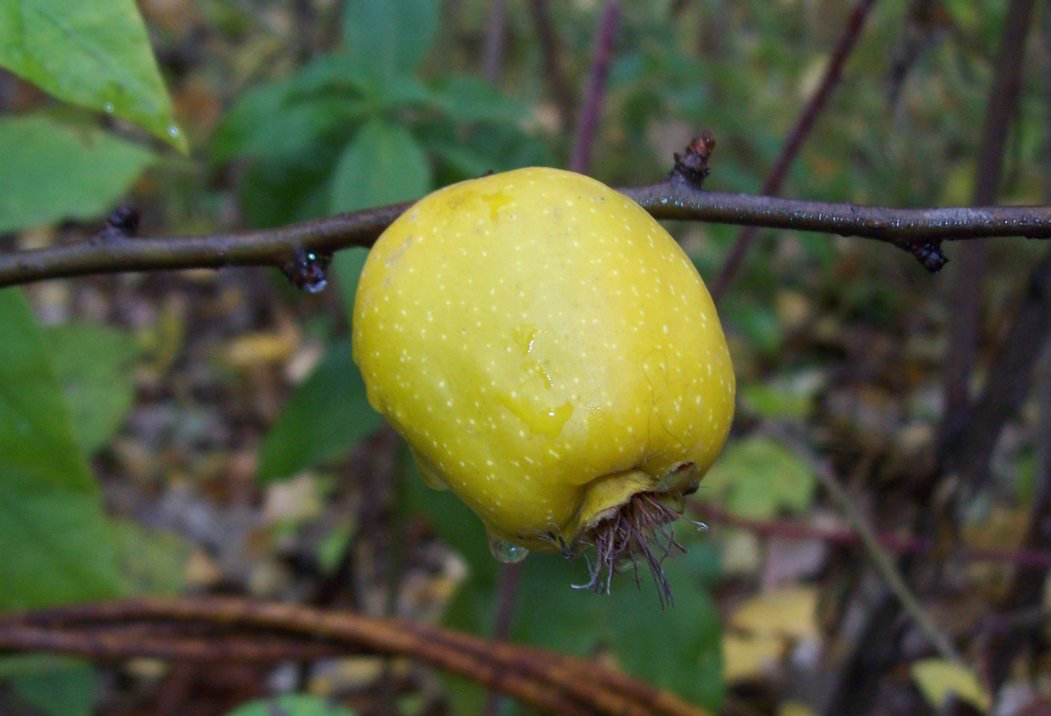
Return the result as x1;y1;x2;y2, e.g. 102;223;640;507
0;114;155;232
0;656;95;716
738;371;823;421
329;119;432;311
211;55;370;164
42;322;142;456
722;297;783;359
424;74;529;124
0;288;123;610
437;532;724;710
258;343;385;482
238;156;337;228
416;120;555;182
329;119;432;213
212;93;362;164
700;435;817;519
224;694;357;716
0;0;185;150
343;0;439;82
512;541;723;708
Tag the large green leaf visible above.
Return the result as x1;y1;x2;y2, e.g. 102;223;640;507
210;55;369;164
258;343;385;482
0;115;155;233
42;323;142;456
0;0;185;150
329;118;432;310
407;461;724;709
0;288;123;610
329;119;432;213
343;0;439;82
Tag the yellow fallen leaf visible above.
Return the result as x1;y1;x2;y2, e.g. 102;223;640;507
225;330;299;367
722;632;784;683
730;585;819;639
910;658;990;713
778;700;817;716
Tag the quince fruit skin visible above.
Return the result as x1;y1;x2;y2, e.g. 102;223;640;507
352;167;734;555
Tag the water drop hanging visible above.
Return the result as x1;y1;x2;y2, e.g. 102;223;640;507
487;532;529;564
281;248;330;293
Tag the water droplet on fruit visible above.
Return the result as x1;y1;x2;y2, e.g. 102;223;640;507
488;533;529;563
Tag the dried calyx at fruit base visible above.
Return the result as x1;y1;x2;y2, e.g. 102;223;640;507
352;144;733;605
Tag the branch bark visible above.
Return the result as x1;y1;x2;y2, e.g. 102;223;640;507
5;175;1051;287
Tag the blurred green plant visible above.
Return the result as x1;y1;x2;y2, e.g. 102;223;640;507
223;694;357;716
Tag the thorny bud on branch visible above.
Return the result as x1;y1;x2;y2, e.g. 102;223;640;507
671;131;716;187
910;241;949;272
91;206;140;244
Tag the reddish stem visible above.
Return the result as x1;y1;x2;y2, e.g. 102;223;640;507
690;503;1051;570
711;0;880;301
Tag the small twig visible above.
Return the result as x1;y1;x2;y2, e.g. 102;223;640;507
712;0;880;300
816;461;961;663
569;0;621;173
769;426;962;663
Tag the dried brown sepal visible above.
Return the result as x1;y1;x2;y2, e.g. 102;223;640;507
671;131;716;188
571;491;696;609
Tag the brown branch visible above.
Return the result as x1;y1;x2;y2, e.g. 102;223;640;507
711;0;880;300
5;174;1051;288
0;597;711;716
940;247;1051;494
982;363;1051;689
941;0;1038;449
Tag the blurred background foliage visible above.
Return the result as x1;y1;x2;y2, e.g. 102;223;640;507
1;0;1049;715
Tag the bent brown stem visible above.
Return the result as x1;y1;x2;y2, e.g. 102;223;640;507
0;597;711;716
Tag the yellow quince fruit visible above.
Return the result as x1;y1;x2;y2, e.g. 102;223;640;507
352;167;734;594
